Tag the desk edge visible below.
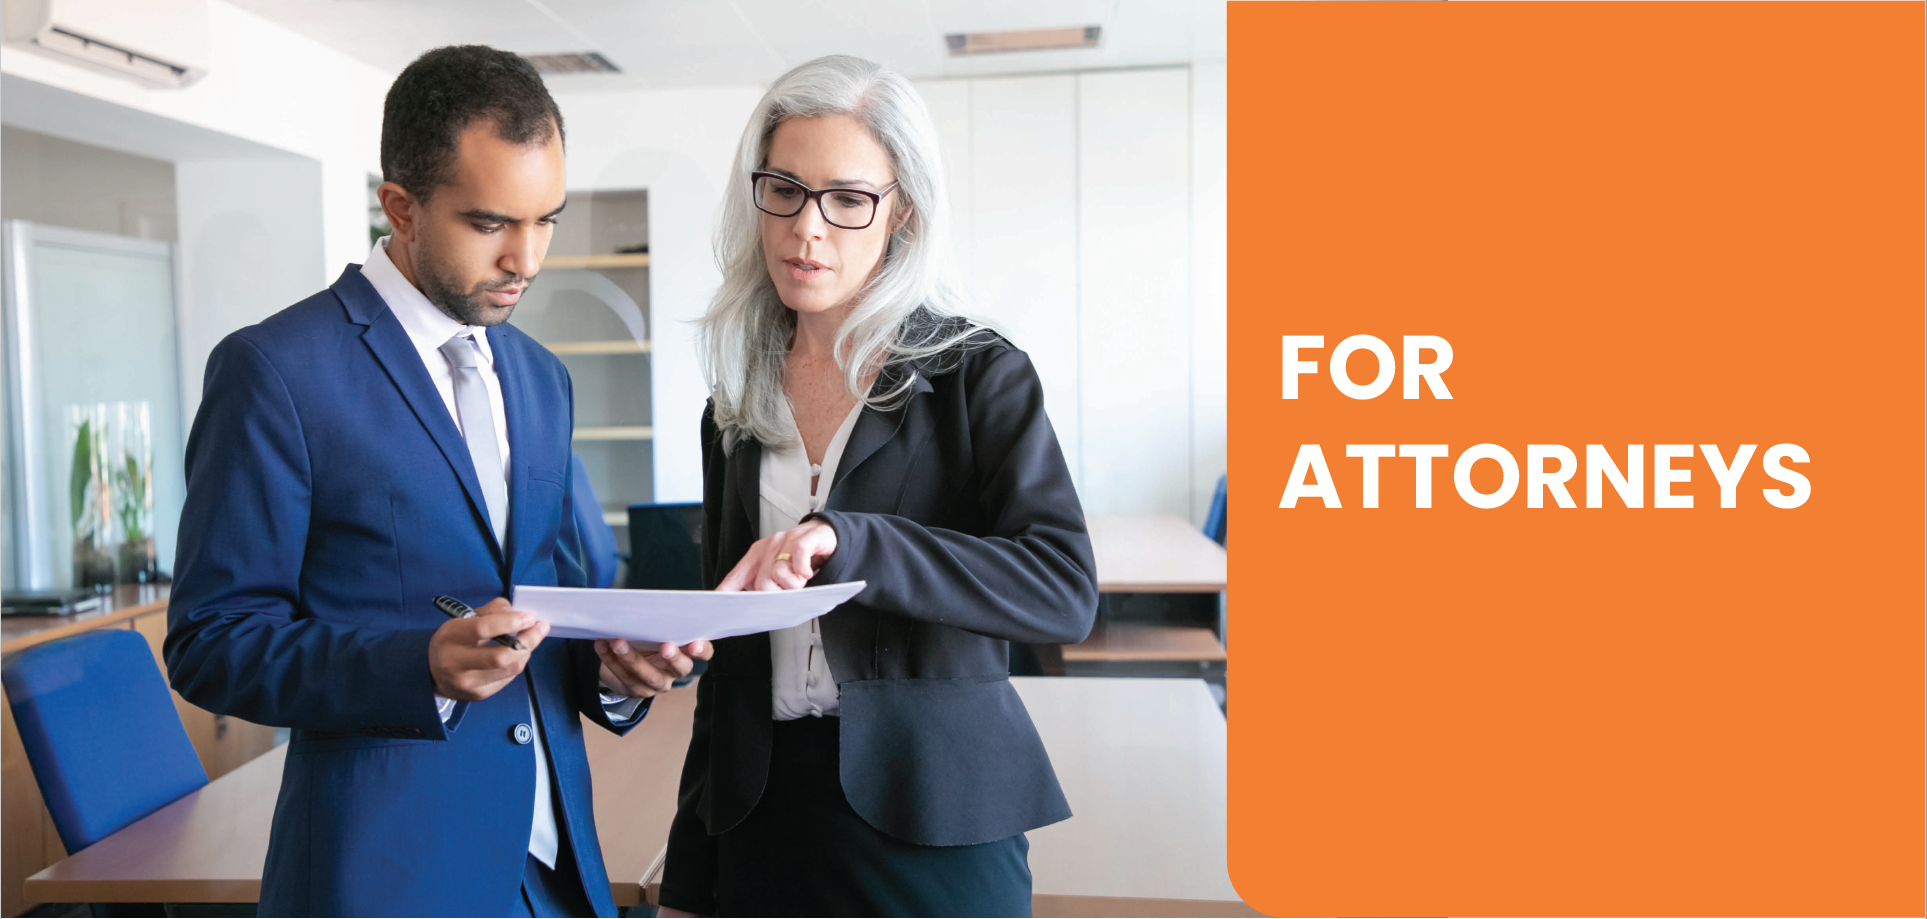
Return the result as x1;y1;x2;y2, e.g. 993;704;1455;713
1;599;168;655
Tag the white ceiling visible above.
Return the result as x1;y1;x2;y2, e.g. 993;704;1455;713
228;0;1228;91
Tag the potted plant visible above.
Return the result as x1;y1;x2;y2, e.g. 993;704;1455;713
112;445;157;583
69;410;115;590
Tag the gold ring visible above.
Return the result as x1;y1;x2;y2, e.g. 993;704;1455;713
776;553;793;562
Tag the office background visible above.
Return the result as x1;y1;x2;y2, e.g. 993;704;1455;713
1;0;1227;593
0;2;1230;915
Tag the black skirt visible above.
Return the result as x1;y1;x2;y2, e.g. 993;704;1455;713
713;715;1033;917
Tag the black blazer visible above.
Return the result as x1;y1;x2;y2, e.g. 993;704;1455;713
661;331;1098;900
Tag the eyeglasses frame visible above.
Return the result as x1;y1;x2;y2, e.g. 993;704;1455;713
749;171;901;230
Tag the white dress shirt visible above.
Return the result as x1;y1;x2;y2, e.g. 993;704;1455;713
362;237;638;869
763;398;863;720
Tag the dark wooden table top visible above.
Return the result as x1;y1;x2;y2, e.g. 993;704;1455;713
1;585;170;656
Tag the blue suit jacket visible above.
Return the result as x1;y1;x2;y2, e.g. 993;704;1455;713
165;265;641;917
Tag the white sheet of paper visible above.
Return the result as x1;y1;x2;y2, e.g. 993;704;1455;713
511;581;867;644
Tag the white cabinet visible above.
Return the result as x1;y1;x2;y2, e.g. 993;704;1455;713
1078;68;1192;517
964;75;1083;484
921;66;1211;521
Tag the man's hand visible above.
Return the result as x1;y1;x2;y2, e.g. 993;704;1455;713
715;519;838;592
428;598;549;702
595;638;713;698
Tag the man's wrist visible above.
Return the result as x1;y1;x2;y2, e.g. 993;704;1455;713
600;689;648;722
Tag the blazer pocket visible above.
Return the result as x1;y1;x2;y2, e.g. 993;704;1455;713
836;676;1072;847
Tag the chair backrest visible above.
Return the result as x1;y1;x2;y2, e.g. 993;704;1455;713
1203;474;1227;546
626;502;705;590
570;453;620;589
2;629;208;853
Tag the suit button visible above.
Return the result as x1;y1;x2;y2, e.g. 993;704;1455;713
511;723;533;745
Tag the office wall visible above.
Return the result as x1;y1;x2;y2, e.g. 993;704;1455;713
556;65;1227;523
0;127;178;241
941;74;1083;481
1077;68;1194;518
1191;62;1228;526
0;1;387;276
174;158;330;416
921;65;1225;523
1;0;391;432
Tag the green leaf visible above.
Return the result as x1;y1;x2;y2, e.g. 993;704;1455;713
113;450;150;541
69;420;92;530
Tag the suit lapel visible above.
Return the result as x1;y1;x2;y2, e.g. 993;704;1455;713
724;367;934;525
830;369;933;494
491;326;538;581
342;271;503;567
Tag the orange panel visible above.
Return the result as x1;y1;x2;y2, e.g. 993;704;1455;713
1228;2;1923;915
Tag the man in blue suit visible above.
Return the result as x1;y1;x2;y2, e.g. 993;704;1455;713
165;46;707;917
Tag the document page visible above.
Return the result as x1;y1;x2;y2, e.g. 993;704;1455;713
511;581;867;644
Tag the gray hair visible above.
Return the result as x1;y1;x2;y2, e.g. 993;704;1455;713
698;54;986;450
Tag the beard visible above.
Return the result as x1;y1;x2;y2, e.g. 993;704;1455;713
416;248;525;327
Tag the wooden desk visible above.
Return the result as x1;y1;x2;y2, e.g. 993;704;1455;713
26;678;1257;917
21;684;700;908
1065;516;1227;668
4;586;277;918
1087;514;1226;593
1063;625;1227;664
637;680;1253;916
0;585;169;656
1013;677;1256;917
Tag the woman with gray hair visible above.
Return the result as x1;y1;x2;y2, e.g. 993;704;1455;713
656;55;1097;917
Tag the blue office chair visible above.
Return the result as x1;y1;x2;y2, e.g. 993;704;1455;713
570;453;620;589
3;629;208;854
1203;474;1227;546
627;502;708;684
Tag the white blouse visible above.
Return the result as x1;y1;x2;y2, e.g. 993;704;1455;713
761;399;863;720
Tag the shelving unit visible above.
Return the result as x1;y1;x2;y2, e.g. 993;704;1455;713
512;190;654;583
363;184;654;583
573;426;654;441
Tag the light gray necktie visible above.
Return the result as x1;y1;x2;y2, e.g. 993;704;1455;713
439;333;509;548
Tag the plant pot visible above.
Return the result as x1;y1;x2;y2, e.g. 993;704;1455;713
73;539;116;592
116;537;159;585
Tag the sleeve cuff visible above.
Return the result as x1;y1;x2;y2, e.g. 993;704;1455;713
600;690;648;723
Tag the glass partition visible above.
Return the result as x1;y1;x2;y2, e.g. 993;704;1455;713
3;221;184;591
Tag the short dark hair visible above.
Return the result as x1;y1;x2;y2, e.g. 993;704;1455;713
380;45;565;202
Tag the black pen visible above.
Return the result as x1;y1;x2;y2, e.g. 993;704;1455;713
433;595;525;650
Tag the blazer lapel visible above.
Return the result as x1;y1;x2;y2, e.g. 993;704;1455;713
340;268;503;566
490;327;538;581
830;369;934;493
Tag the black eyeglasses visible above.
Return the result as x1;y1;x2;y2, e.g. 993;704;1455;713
751;171;900;230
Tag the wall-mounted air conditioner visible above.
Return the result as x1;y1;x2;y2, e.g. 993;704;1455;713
3;0;210;88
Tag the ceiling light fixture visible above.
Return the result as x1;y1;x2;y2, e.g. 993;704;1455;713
944;26;1101;56
522;51;620;74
